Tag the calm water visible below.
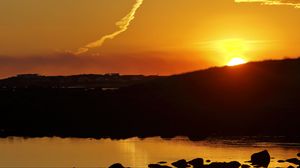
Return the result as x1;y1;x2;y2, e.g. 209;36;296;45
0;137;299;168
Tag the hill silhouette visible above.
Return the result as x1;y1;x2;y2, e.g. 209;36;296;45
1;58;300;139
0;73;160;89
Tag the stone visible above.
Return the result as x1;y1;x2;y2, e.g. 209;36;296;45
250;150;271;167
171;159;189;168
158;161;167;164
109;163;125;168
286;158;300;165
188;158;204;168
207;161;241;168
148;164;172;168
241;164;250;168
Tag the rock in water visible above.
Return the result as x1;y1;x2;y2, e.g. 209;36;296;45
171;159;189;168
286;158;300;165
188;158;204;168
109;163;125;168
148;164;172;168
298;153;300;157
208;161;241;168
228;161;241;168
158;161;167;164
241;164;250;168
250;150;271;167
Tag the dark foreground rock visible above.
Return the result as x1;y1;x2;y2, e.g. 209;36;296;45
188;158;204;168
158;161;168;164
241;164;250;168
112;151;300;168
207;161;241;168
109;163;125;168
250;150;270;167
148;164;172;168
171;159;189;168
286;158;300;165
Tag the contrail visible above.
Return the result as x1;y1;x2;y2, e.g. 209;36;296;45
75;0;144;55
235;0;300;8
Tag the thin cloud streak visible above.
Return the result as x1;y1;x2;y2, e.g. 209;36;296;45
235;0;300;8
75;0;144;55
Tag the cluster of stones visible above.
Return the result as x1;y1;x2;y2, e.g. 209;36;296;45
109;151;300;168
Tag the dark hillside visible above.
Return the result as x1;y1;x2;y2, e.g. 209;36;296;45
1;58;300;139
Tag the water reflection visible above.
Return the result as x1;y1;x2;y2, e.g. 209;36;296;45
0;137;299;168
119;140;149;167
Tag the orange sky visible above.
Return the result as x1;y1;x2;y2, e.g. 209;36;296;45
1;0;300;78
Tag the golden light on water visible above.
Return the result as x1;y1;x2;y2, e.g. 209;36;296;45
227;57;247;66
0;137;298;168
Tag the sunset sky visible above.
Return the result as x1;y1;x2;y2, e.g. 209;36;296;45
1;0;300;78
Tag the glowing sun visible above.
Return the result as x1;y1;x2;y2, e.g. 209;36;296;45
227;57;247;66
